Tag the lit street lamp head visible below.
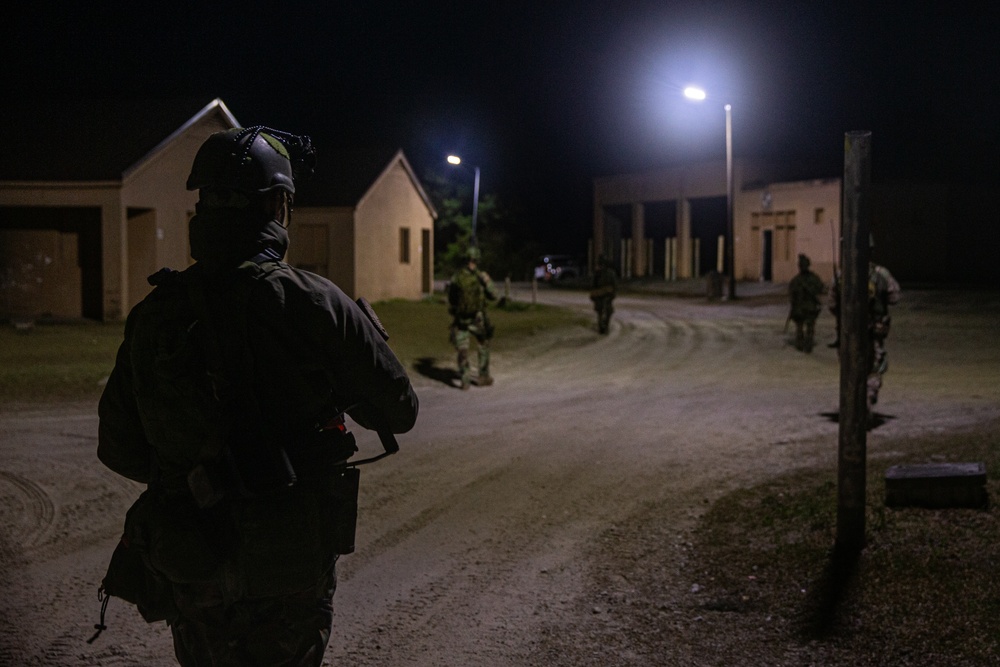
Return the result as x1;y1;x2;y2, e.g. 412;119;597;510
446;154;480;246
681;85;736;298
683;86;707;101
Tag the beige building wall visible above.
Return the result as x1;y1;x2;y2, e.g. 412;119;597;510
594;163;840;285
3;104;434;320
0;228;81;319
1;184;121;319
287;206;356;295
1;102;235;320
354;160;435;302
288;154;435;303
121;114;231;310
593;160;780;279
737;179;841;283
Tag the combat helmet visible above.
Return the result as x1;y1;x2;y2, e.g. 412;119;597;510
466;246;482;262
186;126;316;195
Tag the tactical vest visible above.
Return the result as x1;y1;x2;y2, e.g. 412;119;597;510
127;259;351;601
450;268;485;318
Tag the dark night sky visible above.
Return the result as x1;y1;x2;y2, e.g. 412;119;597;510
5;1;998;252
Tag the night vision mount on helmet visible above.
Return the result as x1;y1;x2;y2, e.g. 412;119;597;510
186;126;317;195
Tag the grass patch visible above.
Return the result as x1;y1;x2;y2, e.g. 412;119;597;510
372;292;588;368
0;322;125;404
0;293;584;405
691;421;1000;664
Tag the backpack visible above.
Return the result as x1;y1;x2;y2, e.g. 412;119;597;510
449;269;484;317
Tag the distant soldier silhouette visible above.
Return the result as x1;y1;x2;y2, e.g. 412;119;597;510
589;255;617;334
448;246;499;389
787;254;824;352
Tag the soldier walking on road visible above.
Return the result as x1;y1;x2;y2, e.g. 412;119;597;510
788;254;825;352
448;246;500;389
589;255;617;334
866;258;901;418
828;236;902;423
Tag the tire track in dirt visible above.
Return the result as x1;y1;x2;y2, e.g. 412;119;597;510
0;470;56;550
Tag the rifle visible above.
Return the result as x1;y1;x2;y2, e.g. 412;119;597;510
828;218;841;347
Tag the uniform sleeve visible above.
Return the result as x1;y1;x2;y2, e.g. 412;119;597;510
478;270;500;302
886;272;902;306
287;274;419;435
97;314;153;483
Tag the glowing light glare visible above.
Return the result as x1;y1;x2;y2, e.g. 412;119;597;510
683;86;707;101
447;155;462;165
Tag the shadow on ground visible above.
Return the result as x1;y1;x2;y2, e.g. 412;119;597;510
820;411;896;430
799;543;863;640
413;357;461;389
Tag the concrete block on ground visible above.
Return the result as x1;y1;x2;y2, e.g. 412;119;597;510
884;462;988;509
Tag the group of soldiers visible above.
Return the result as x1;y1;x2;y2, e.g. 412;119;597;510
445;248;619;388
96;124;901;666
450;243;901;425
788;246;902;416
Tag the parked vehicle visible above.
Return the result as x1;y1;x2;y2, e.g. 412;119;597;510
534;255;581;282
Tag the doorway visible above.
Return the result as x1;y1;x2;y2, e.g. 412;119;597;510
761;229;773;281
421;229;432;294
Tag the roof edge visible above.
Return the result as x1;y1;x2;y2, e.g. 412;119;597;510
121;98;240;180
356;149;438;218
0;180;121;189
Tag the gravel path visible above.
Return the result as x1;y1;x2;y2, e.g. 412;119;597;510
1;285;997;665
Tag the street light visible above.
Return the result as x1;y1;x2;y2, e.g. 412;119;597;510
446;154;481;247
684;86;736;299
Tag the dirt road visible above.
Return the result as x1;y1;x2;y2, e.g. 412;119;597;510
1;285;997;665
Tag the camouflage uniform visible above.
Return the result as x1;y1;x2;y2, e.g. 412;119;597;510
827;260;902;414
866;262;901;413
448;250;499;389
97;128;419;667
787;254;825;352
589;258;617;334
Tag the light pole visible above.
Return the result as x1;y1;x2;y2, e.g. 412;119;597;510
684;87;736;299
446;154;480;247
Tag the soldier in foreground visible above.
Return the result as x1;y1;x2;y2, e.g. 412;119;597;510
447;246;499;389
589;255;617;334
96;127;419;666
787;253;825;352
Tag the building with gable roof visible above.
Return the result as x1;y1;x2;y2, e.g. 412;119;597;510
0;98;436;321
1;98;238;321
288;148;437;302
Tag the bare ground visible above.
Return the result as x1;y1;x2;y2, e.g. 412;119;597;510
1;284;998;665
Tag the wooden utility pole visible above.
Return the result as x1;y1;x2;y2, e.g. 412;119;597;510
836;131;872;556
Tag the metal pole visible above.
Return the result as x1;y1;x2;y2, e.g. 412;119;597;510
725;104;736;299
836;130;873;556
472;166;481;246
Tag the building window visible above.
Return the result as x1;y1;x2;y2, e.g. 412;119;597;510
399;227;411;264
814;207;824;224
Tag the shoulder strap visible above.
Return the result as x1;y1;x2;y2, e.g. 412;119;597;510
186;273;230;404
